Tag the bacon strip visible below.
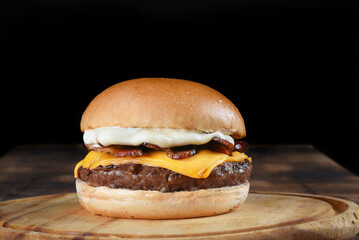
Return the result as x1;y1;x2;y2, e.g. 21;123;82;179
144;143;196;159
86;145;144;157
206;137;233;155
165;147;197;159
233;140;248;153
86;139;248;160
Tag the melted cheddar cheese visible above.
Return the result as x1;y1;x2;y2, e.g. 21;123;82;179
74;150;250;179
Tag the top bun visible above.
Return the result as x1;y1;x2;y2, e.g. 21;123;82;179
80;78;246;139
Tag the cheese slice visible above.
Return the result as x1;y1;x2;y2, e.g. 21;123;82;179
74;150;250;179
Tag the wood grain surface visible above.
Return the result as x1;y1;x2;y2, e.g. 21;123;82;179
1;144;359;203
0;192;358;240
1;144;359;239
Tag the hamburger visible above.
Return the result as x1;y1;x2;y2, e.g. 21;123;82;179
74;78;252;219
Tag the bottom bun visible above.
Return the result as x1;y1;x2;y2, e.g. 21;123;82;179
76;179;249;219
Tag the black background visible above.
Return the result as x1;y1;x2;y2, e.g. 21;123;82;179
1;0;359;174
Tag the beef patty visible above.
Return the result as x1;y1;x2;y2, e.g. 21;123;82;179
77;159;252;192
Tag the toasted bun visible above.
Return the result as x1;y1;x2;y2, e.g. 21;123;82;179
80;78;245;139
76;179;249;219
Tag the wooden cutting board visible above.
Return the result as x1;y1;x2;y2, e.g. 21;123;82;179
0;192;358;240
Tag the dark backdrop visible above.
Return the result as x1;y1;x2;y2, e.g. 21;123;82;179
1;0;359;174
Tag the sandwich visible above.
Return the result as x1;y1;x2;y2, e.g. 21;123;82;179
74;78;252;219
